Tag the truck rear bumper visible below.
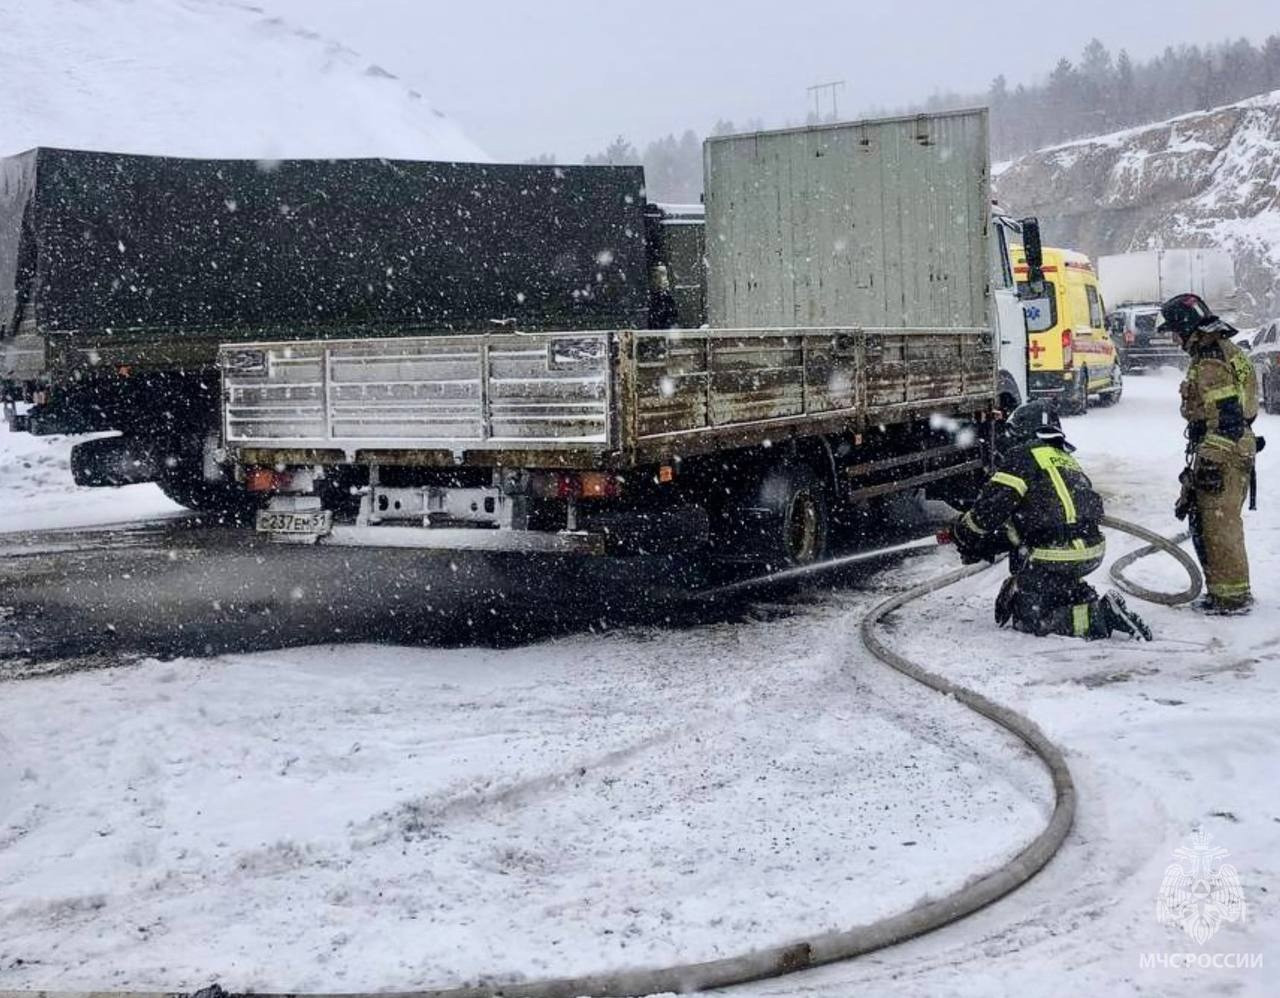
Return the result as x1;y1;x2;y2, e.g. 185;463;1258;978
310;525;608;554
260;506;710;556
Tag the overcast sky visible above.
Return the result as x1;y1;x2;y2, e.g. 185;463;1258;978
264;0;1277;161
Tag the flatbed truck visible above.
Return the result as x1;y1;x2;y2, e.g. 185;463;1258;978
219;109;1032;566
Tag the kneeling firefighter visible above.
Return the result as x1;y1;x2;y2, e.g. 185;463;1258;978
950;402;1152;641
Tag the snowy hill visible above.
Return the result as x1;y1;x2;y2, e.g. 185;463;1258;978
996;90;1280;323
0;0;487;161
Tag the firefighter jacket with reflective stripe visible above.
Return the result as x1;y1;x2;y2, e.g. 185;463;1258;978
1181;336;1258;462
956;441;1105;563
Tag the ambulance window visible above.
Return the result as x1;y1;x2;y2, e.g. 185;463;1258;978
1017;280;1057;329
992;225;1014;289
1086;285;1105;329
1067;285;1091;329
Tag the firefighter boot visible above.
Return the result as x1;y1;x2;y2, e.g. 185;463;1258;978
1191;594;1254;616
994;575;1017;627
1102;590;1153;641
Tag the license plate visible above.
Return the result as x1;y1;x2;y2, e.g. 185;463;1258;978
256;510;333;535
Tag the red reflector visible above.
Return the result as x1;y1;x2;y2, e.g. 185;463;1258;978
530;471;576;500
530;471;621;500
245;467;282;492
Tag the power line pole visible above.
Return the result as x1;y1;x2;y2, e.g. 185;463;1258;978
806;80;846;121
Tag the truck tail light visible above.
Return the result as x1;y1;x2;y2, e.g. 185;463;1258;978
245;467;284;492
578;471;622;499
530;471;577;500
530;471;622;500
1061;329;1074;368
244;467;310;492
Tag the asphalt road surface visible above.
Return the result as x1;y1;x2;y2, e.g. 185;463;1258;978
0;503;943;675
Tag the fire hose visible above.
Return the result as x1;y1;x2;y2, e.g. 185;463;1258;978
0;518;1200;998
1101;517;1201;606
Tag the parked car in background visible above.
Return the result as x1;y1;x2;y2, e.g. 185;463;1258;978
1241;320;1280;415
1106;302;1186;372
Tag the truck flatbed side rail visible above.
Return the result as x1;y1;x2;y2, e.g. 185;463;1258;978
220;326;994;469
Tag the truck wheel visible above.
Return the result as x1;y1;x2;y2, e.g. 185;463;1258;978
713;461;829;569
154;432;260;523
158;472;261;523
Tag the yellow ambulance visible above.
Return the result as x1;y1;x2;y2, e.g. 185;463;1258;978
1013;247;1122;413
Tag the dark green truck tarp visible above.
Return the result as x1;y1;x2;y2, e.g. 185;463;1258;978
0;148;650;339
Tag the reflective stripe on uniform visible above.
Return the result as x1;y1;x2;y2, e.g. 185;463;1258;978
1202;433;1237;452
1030;540;1107;563
1204;385;1239;403
1228;353;1253;391
961;510;986;535
1031;446;1077;524
1208;580;1251;598
1072;604;1090;637
991;471;1028;496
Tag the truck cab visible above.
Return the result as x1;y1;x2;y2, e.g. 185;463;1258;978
991;212;1029;413
1014;246;1122;414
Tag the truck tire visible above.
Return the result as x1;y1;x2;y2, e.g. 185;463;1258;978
713;461;829;569
158;471;261;523
1266;372;1280;416
154;432;260;523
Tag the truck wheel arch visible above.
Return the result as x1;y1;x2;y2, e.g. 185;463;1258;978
997;370;1023;415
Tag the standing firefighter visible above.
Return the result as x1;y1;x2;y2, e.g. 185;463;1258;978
950;402;1152;641
1161;293;1260;614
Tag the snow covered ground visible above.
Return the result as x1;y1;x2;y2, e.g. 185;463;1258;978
0;0;486;161
0;421;183;534
0;373;1276;995
736;369;1279;997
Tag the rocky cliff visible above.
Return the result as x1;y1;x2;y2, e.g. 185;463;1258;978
996;90;1280;324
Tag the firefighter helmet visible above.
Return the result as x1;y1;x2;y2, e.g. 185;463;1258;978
1158;293;1235;345
1006;400;1068;447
